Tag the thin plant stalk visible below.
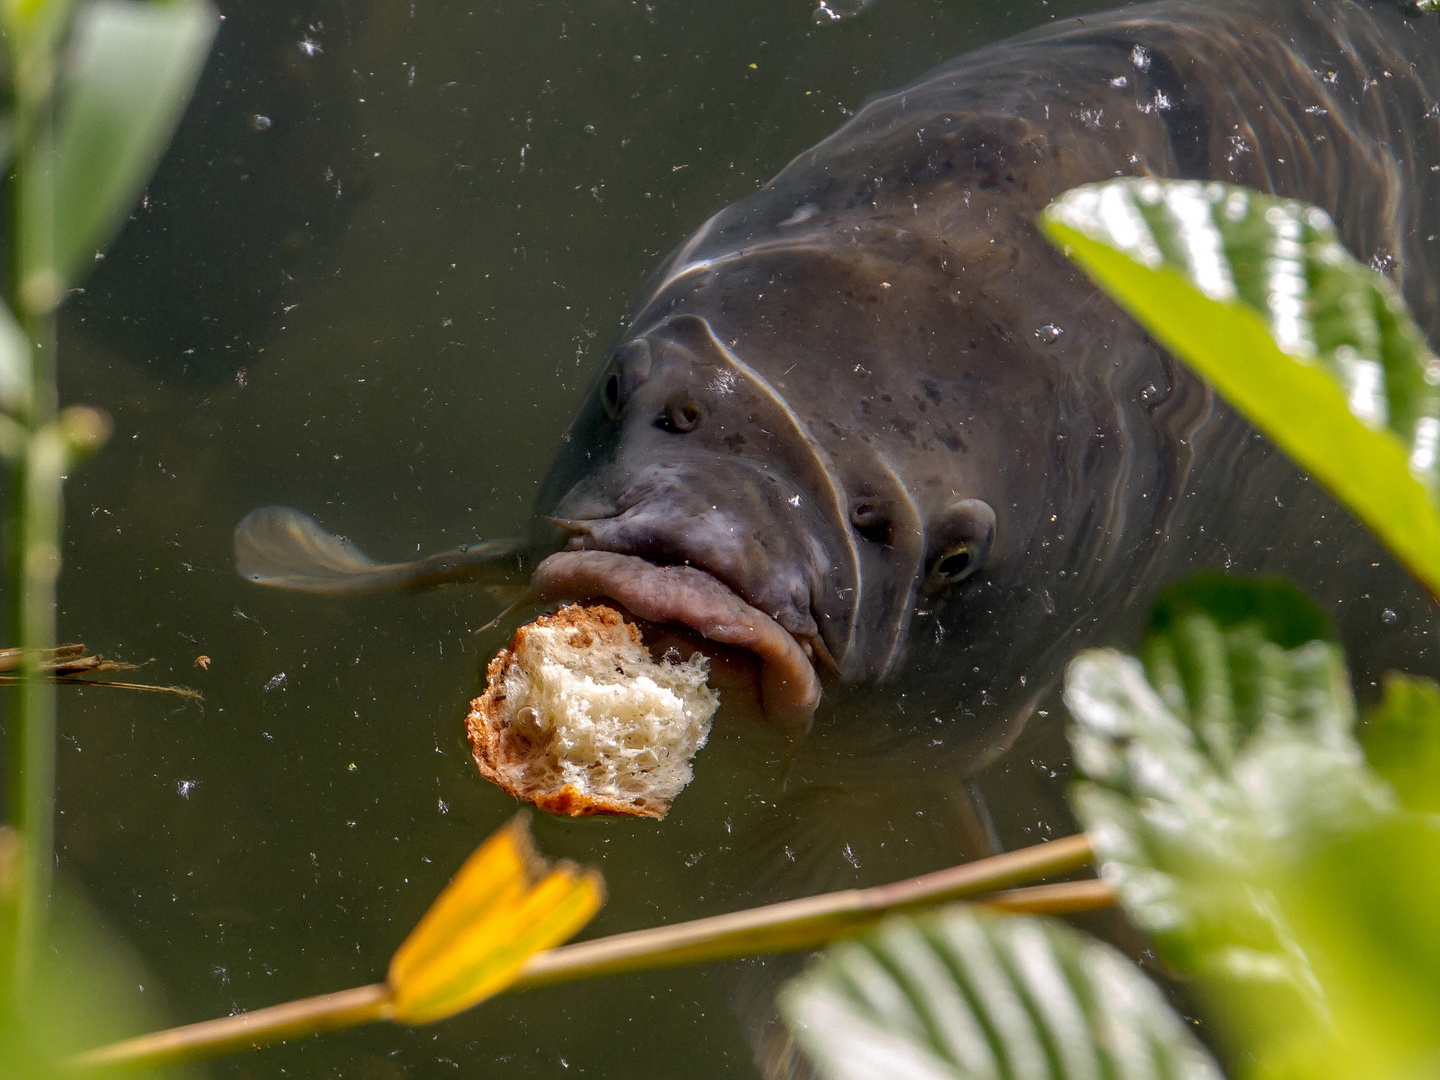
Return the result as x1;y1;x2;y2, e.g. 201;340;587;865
72;834;1103;1071
6;17;63;992
9;422;62;990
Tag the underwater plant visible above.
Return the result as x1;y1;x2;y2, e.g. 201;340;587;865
0;0;215;1072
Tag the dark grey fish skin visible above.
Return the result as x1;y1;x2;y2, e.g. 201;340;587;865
535;0;1440;764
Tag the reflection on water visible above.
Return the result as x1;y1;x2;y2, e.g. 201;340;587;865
28;0;1430;1077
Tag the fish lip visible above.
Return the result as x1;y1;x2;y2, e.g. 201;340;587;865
550;512;836;668
526;549;823;728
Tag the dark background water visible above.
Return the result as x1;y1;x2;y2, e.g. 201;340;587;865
39;0;1114;1076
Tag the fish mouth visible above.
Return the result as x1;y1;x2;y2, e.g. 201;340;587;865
526;549;823;729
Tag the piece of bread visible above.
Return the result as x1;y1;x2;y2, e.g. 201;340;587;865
466;604;719;819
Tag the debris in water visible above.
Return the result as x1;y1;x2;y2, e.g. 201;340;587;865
0;643;202;701
814;0;876;21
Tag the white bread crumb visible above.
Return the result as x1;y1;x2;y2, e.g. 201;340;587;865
467;604;719;819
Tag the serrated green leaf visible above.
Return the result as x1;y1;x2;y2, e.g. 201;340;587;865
50;0;218;292
1362;673;1440;815
1040;179;1440;600
1064;577;1395;1048
780;906;1223;1080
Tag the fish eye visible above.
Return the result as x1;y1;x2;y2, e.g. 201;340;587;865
927;542;980;586
657;394;703;434
601;369;623;419
923;497;994;591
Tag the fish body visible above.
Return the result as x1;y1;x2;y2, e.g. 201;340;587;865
530;0;1440;759
238;0;1440;770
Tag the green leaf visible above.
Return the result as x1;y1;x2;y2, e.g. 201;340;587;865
1146;573;1335;649
0;298;32;417
1362;673;1440;815
0;119;15;177
780;906;1223;1080
50;0;218;292
1064;577;1394;1045
1040;179;1440;600
1265;818;1440;1080
1;866;183;1079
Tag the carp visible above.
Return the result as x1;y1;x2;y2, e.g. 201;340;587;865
236;1;1440;1072
238;0;1440;764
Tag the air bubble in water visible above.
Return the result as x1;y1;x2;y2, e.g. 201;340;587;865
1033;324;1064;345
1381;608;1399;625
249;114;272;132
1140;383;1165;405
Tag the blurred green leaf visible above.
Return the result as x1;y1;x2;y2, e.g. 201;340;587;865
1064;577;1393;1045
1;860;189;1079
1363;673;1440;815
0;119;14;176
50;0;218;293
2;0;76;72
1040;179;1440;600
0;298;31;417
1146;573;1335;650
1265;817;1440;1080
780;906;1223;1080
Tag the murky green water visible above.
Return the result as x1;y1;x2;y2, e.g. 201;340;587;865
42;1;1134;1076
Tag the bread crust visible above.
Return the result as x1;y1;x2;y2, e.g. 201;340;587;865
466;604;691;819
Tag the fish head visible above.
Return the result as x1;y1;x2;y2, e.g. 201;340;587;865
530;101;1184;733
533;310;950;725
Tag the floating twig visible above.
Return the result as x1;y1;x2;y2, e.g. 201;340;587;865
0;644;202;701
70;830;1101;1071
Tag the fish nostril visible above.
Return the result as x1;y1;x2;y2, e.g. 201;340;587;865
599;339;653;420
849;496;892;544
657;394;703;434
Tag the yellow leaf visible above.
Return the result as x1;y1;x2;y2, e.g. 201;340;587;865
386;815;604;1025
